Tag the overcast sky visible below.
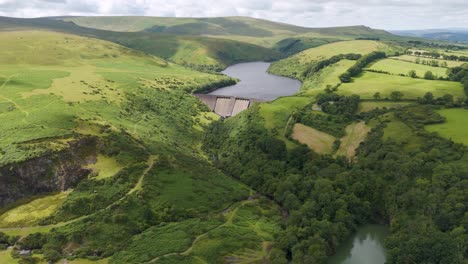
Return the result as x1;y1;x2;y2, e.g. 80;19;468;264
0;0;467;30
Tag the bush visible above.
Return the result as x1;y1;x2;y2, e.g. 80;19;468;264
424;71;435;80
408;70;417;78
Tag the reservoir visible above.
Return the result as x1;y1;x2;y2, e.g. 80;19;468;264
328;225;389;264
207;61;301;101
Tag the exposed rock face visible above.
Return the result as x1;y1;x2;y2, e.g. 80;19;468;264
0;137;100;206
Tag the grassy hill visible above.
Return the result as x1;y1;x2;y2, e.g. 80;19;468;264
0;15;467;264
61;16;403;49
0;29;284;263
268;40;403;93
0;17;280;71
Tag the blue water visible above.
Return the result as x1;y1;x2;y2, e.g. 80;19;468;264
208;61;301;100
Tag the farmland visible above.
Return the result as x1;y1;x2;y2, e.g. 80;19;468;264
425;108;468;145
301;59;356;93
335;122;371;158
391;54;465;67
369;58;448;77
338;72;464;99
0;14;467;264
292;123;335;154
269;40;399;79
357;101;412;113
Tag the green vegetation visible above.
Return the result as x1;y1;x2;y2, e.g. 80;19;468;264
357;101;412;113
86;155;123;180
62;17;399;49
0;17;280;71
338;72;465;99
1;15;467;264
269;40;398;79
336;122;370;158
339;51;387;82
370;59;448;77
426;108;468;145
392;54;466;67
291;123;336;154
0;192;69;228
204;99;467;263
258;96;311;135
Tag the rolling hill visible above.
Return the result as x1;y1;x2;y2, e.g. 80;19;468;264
60;16;403;49
0;28;285;263
0;16;280;71
0;14;467;264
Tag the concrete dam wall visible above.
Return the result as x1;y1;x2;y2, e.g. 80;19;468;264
195;94;265;117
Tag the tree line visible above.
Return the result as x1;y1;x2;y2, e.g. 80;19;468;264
302;53;362;78
407;50;468;62
339;51;387;83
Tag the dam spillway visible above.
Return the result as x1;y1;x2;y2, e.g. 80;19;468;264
194;94;265;117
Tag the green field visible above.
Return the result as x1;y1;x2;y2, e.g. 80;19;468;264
269;40;398;79
369;58;448;77
301;59;356;93
292;123;336;154
357;101;412;113
338;72;464;99
380;113;423;150
0;192;69;227
0;249;17;264
258;97;311;148
391;55;465;68
336;122;371;158
426;109;468;145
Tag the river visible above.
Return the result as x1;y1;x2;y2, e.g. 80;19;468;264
328;225;389;264
207;61;301;100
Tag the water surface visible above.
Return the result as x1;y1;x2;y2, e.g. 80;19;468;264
328;225;389;264
207;61;301;100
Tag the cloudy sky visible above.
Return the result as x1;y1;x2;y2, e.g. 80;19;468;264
0;0;467;30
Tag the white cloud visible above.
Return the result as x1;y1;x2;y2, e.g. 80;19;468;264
0;0;466;30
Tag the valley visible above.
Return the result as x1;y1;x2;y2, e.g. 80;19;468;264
0;14;466;264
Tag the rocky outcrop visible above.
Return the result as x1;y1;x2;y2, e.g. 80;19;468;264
0;137;100;206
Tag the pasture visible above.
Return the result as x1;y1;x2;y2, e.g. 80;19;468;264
357;101;412;113
259;96;311;132
426;108;468;145
269;40;396;79
301;59;355;93
335;122;370;158
292;123;335;154
338;72;464;99
369;59;448;77
390;55;465;68
381;113;423;150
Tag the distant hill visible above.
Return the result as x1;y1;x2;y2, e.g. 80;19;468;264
392;28;468;43
60;16;399;48
0;16;280;70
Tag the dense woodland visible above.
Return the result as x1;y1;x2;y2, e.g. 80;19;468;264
203;96;468;263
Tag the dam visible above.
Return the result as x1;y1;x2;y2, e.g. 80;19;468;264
194;94;265;117
195;61;301;117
